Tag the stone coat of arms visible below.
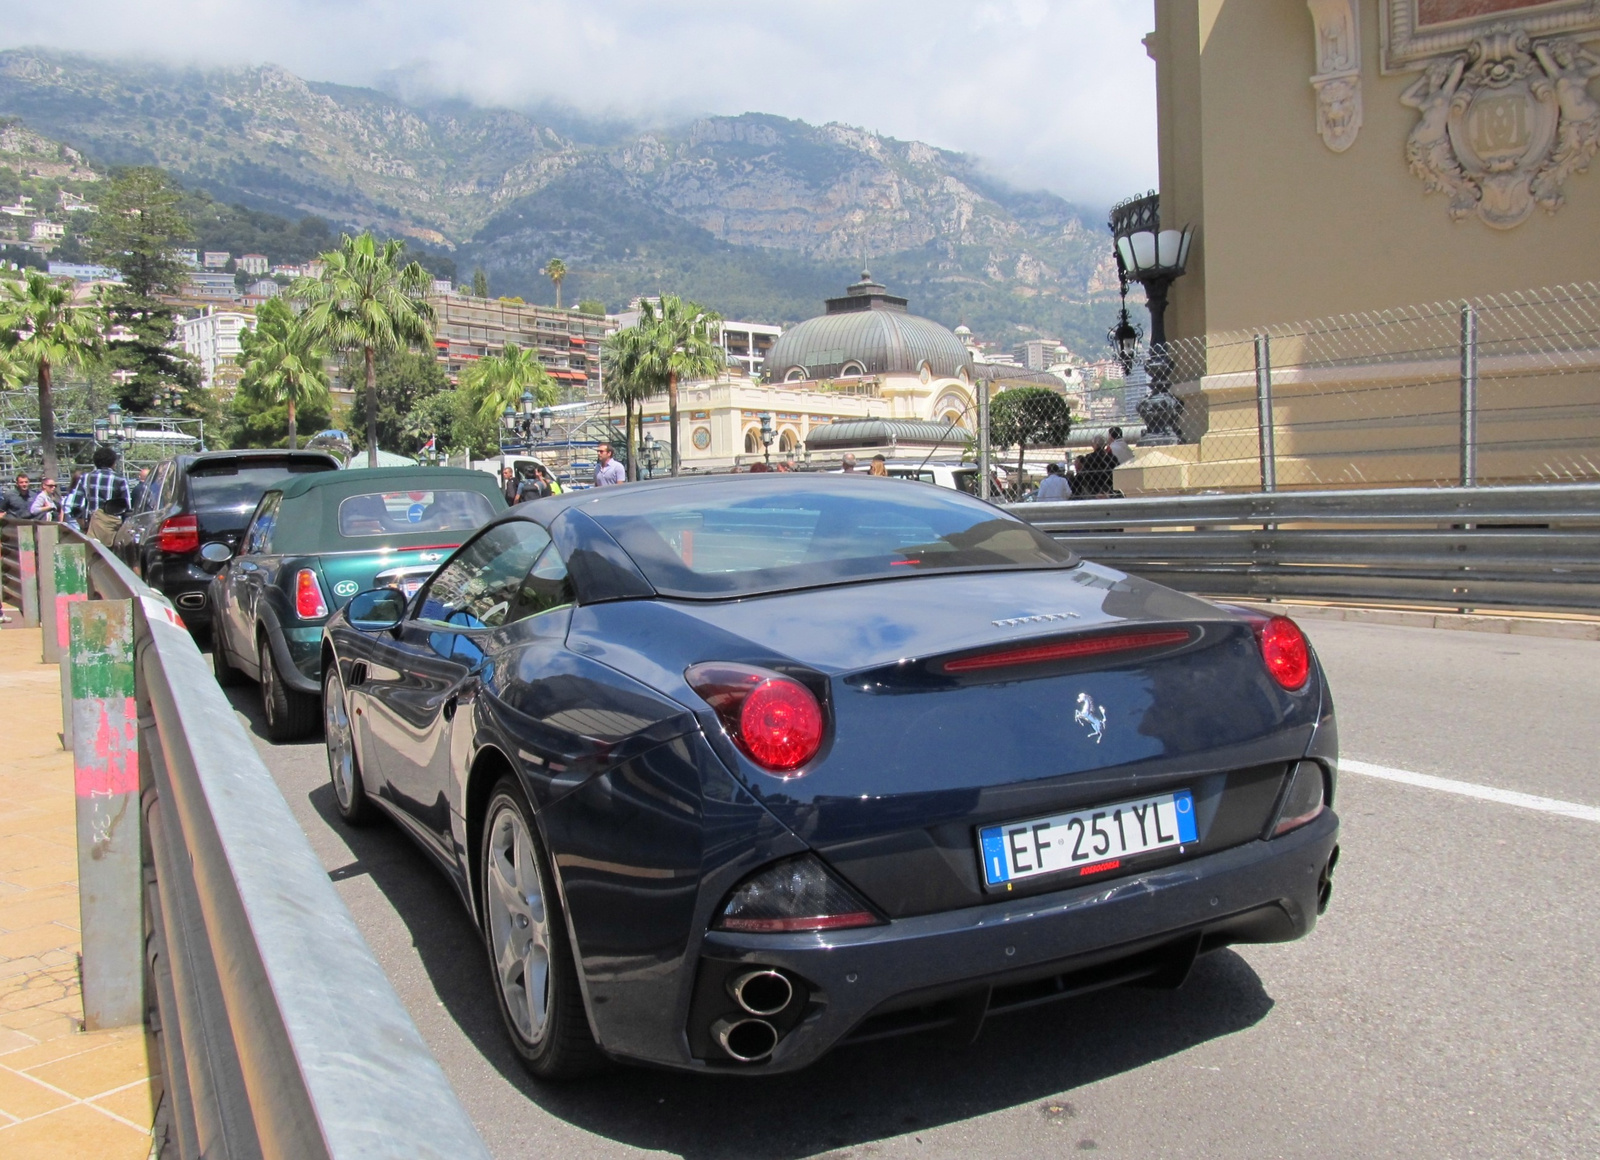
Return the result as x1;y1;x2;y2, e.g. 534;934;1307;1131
1402;26;1600;228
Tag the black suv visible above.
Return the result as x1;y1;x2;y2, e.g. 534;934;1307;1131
113;450;339;626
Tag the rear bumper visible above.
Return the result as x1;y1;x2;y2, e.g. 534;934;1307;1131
674;809;1338;1073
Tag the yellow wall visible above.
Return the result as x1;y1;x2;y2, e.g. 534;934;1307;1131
1154;0;1600;339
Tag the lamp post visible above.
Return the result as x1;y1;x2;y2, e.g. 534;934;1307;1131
105;402;125;445
758;412;774;466
1109;192;1194;445
642;431;658;479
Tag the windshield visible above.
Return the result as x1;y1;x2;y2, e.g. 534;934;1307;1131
588;479;1076;598
337;490;497;538
188;461;335;511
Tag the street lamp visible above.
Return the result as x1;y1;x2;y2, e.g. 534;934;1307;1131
1109;192;1194;444
105;402;125;444
539;406;553;440
642;431;657;479
758;412;774;465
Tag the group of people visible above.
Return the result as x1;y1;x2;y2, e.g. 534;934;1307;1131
499;462;566;505
0;447;147;544
1034;427;1134;502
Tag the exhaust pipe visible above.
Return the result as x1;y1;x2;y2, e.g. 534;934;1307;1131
712;1016;779;1063
727;969;793;1017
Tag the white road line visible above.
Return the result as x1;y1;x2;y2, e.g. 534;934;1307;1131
1342;759;1600;824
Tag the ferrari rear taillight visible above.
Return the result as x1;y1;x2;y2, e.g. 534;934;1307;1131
714;855;882;933
294;569;328;620
940;629;1192;674
155;514;199;555
1272;760;1327;836
685;662;826;775
1256;616;1310;690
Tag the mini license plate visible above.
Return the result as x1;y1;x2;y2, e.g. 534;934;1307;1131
979;790;1198;886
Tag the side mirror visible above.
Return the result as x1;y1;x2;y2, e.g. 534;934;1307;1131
199;541;233;571
347;587;407;633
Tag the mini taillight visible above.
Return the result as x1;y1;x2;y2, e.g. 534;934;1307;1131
294;569;329;620
941;628;1192;674
714;855;882;933
1257;616;1311;690
685;662;826;775
155;515;200;555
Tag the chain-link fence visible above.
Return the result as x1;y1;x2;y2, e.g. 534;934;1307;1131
1114;281;1600;495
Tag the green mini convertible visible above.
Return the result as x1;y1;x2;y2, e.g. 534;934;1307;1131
205;466;506;740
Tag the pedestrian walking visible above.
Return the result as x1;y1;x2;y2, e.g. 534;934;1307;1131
129;467;152;510
1;472;35;520
841;453;858;473
1035;461;1071;501
1108;426;1134;465
868;454;888;477
68;446;134;546
27;478;62;521
500;467;520;505
62;471;85;530
593;443;626;487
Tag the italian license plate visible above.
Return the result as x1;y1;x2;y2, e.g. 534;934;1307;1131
979;790;1197;886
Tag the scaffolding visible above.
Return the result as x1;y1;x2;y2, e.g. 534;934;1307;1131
0;387;205;478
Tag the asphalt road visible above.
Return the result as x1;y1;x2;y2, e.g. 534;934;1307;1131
228;620;1600;1159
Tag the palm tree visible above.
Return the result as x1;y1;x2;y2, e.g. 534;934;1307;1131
290;233;435;468
600;325;653;481
460;341;558;426
542;258;567;310
0;270;104;479
635;295;724;476
239;298;329;450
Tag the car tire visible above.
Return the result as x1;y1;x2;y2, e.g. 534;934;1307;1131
323;666;373;826
259;635;319;743
480;777;605;1080
212;624;246;687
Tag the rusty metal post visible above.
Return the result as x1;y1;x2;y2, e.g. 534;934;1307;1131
70;597;144;1029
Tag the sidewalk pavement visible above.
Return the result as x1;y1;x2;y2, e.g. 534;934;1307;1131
0;629;159;1158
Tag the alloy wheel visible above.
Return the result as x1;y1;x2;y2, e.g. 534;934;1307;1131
325;670;356;809
259;641;276;727
485;803;552;1045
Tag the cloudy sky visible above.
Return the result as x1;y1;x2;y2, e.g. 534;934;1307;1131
3;0;1157;206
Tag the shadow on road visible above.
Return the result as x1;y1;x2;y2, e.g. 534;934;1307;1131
229;681;1276;1160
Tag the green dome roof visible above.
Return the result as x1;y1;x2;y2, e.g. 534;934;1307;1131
765;272;972;382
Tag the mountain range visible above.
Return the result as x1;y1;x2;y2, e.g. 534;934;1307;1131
0;48;1125;355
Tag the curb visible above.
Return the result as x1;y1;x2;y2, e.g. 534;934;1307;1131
1223;600;1600;641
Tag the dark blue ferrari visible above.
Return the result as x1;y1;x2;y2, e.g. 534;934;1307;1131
318;473;1339;1078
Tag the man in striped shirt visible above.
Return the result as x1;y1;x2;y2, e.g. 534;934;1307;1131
71;445;134;547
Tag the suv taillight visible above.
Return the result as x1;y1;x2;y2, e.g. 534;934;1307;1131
156;515;200;554
294;569;329;619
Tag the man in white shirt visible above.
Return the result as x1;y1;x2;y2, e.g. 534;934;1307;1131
594;443;626;487
1035;462;1072;501
1108;426;1134;465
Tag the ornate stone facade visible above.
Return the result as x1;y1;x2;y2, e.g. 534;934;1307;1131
1401;26;1600;227
1308;0;1365;151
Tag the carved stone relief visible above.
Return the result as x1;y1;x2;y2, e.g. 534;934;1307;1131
1401;26;1600;227
1308;0;1364;151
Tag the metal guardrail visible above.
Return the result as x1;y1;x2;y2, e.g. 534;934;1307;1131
40;529;491;1159
1008;483;1600;612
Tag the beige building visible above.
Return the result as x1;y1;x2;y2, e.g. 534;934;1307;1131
1124;0;1600;493
429;293;615;397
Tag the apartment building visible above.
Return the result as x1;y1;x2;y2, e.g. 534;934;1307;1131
719;320;782;378
175;309;252;394
429;294;616;397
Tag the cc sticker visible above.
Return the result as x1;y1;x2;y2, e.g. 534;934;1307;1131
333;580;359;597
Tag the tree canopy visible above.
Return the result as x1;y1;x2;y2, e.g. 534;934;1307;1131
0;270;105;478
236;297;329;449
988;386;1074;483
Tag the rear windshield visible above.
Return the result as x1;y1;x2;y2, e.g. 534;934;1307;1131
188;461;334;511
588;480;1077;597
337;490;497;538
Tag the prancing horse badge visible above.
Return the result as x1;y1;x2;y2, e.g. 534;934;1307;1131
1074;693;1108;744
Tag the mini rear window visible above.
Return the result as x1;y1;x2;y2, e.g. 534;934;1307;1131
337;490;497;538
187;461;334;510
587;479;1076;597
